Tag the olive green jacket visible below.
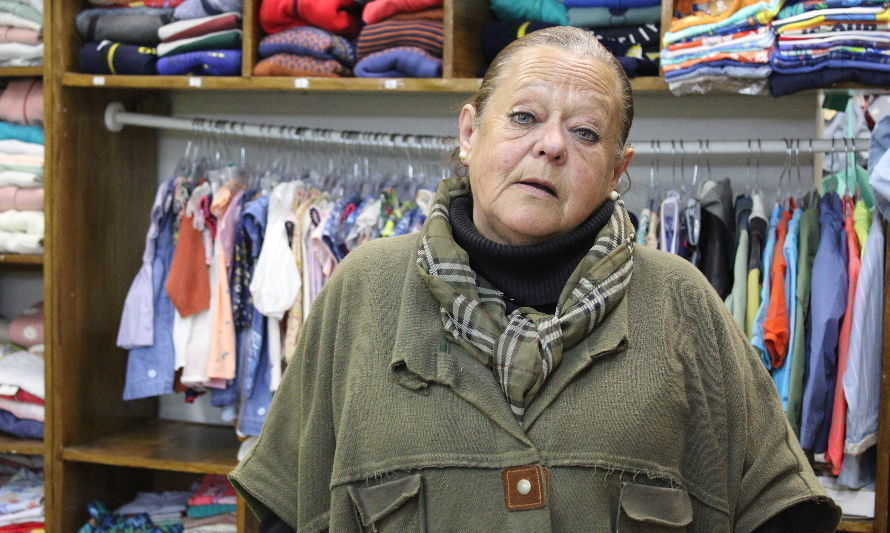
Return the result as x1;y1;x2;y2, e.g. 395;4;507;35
230;234;840;532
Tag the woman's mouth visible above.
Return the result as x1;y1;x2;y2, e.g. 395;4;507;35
517;181;558;198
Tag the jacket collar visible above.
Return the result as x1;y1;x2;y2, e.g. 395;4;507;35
389;239;629;443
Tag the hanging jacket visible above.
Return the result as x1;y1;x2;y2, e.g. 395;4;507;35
698;177;735;299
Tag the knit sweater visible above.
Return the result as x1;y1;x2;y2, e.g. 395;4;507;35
449;195;613;314
231;232;840;532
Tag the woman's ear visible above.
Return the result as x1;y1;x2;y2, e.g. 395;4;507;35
458;104;477;160
611;145;635;190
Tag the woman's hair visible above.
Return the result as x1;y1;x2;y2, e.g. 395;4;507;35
471;26;634;150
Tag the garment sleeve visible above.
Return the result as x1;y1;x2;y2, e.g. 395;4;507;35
680;274;841;533
229;268;341;531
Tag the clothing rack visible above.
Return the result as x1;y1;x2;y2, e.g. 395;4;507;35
104;102;871;156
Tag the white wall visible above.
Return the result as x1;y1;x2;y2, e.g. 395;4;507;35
156;89;821;422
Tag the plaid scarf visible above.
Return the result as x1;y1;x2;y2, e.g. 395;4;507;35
416;177;635;422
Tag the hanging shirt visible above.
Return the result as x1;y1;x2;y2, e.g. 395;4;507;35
659;192;681;254
826;196;862;476
853;199;870;260
772;207;802;410
251;181;303;392
282;189;317;364
635;207;650;245
123;179;177;400
728;195;752;329
801;192;847;453
746;192;767;338
839;212;884;489
698;178;735;299
117;180;171;350
763;207;793;369
751;204;781;369
787;199;820;437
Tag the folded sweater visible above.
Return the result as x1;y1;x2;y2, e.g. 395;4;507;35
356;18;443;59
259;0;361;39
362;0;443;24
0;26;39;45
156;29;241;57
174;0;242;19
158;12;240;42
79;40;158;75
157;49;241;75
0;186;41;211
354;45;441;77
253;53;351;76
258;26;355;66
0;79;42;126
76;7;174;46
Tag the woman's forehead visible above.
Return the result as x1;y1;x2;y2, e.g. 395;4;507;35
493;48;620;109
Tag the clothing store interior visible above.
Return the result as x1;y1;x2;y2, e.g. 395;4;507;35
2;0;890;531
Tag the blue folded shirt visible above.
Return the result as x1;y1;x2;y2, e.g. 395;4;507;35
354;46;441;78
156;49;242;75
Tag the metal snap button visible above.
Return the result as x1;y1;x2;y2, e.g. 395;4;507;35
517;479;532;495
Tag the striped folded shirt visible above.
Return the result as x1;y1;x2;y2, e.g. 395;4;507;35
356;18;443;60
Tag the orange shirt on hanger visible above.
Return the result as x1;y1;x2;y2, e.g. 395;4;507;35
763;206;792;369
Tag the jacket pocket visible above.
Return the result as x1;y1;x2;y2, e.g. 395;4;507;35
616;482;693;532
347;473;427;533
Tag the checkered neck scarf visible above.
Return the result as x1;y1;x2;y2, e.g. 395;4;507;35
416;177;635;422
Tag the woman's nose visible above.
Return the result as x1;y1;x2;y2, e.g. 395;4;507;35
535;122;567;163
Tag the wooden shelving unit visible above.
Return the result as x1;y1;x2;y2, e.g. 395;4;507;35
36;0;890;531
0;433;42;456
0;67;42;78
63;420;240;474
0;254;42;265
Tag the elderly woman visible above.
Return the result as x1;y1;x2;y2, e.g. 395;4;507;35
230;27;840;532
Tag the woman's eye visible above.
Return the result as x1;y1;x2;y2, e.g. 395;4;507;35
575;128;599;142
509;111;535;124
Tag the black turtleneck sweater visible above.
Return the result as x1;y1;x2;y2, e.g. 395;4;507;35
448;196;614;314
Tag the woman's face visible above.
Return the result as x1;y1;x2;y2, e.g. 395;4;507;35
458;46;634;246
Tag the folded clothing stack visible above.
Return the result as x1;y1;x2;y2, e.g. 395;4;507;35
79;499;183;533
0;80;41;255
254;26;356;76
769;0;890;95
0;0;42;67
116;490;191;529
255;0;362;76
355;1;444;78
481;18;660;79
0;458;43;532
183;475;236;533
0;346;43;440
660;0;784;94
79;0;243;76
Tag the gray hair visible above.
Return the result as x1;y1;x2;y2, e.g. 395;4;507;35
470;26;634;150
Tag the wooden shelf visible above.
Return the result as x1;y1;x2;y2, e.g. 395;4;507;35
62;420;240;474
839;519;875;532
62;73;669;94
0;67;42;78
0;433;42;455
0;254;42;265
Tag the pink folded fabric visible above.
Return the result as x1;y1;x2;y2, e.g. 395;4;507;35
0;27;39;45
0;80;42;126
362;0;443;24
9;302;42;348
0;187;42;212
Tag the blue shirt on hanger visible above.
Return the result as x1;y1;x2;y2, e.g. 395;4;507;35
800;192;847;453
772;206;802;410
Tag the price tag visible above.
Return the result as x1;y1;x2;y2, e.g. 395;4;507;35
294;78;310;89
383;79;401;89
188;77;202;88
92;76;105;86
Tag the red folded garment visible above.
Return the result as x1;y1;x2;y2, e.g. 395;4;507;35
0;389;43;406
259;0;361;39
0;523;44;533
362;0;443;24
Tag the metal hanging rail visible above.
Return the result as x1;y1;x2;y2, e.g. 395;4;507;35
104;102;871;155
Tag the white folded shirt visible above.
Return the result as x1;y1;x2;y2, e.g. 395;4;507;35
0;170;40;188
0;230;41;253
0;210;42;235
0;351;42;399
0;140;42;157
0;13;39;32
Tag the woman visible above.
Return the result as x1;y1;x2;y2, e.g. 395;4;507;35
230;27;840;532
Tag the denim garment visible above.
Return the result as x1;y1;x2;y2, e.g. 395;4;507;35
118;179;171;349
869;117;890;220
752;205;781;369
237;195;269;403
665;62;773;80
123;180;177;400
800;193;846;452
772;207;801;410
838;213;884;488
770;66;890;95
237;308;271;437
